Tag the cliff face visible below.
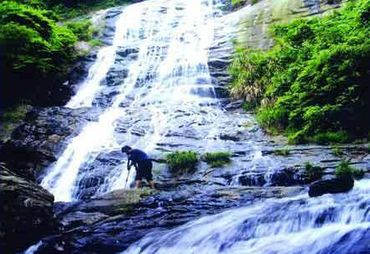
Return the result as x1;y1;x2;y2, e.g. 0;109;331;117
0;164;56;253
234;0;342;49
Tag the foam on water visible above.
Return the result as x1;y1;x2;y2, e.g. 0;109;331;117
41;0;228;201
123;179;370;254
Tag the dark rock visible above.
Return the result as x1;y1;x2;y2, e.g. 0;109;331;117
268;167;303;186
105;9;122;19
0;164;56;254
68;54;97;87
0;107;99;181
116;47;139;58
33;185;302;254
219;133;240;141
239;174;266;186
223;100;244;110
308;176;354;197
214;86;229;98
56;189;155;230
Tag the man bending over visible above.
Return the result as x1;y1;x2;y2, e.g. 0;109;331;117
121;145;155;189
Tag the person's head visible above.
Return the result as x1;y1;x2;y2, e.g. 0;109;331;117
121;145;132;154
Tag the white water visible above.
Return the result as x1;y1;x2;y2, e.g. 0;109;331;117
123;179;370;254
36;0;370;253
41;0;233;202
23;241;42;254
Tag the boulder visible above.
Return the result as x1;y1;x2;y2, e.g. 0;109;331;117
0;164;56;254
268;167;303;186
239;173;266;186
308;176;354;197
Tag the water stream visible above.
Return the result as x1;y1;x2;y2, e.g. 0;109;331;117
36;0;369;253
123;180;370;254
41;0;246;202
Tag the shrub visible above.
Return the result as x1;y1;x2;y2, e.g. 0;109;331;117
0;1;77;106
166;151;198;174
335;160;364;180
89;38;103;47
42;0;134;19
65;19;94;41
310;131;349;145
304;162;324;182
229;0;370;143
202;152;232;168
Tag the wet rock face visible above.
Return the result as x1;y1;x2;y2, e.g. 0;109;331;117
34;185;302;254
239;167;305;187
0;165;56;254
0;107;99;181
308;177;354;197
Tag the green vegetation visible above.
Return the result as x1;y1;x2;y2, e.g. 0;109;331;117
0;1;112;107
15;0;133;19
273;148;290;156
231;0;245;7
65;19;96;41
231;0;259;7
304;162;324;182
229;0;370;144
202;152;232;167
335;159;365;179
166;151;199;175
331;146;344;157
0;1;77;106
0;105;31;141
89;38;104;47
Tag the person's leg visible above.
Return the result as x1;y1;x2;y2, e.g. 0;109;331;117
135;163;143;189
143;160;154;189
149;180;156;189
135;180;142;188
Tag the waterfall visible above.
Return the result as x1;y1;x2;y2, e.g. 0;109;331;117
41;0;237;202
123;179;370;254
32;0;370;253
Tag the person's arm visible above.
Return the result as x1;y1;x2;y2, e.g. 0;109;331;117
127;158;133;171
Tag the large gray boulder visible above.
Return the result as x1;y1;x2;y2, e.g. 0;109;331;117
0;164;56;253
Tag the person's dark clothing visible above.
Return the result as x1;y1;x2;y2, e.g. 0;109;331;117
135;160;153;181
129;149;149;162
128;149;152;181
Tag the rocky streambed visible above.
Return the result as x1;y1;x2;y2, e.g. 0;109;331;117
1;101;368;253
1;0;369;253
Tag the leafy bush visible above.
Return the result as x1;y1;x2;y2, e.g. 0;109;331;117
309;131;349;145
166;151;199;174
229;0;370;143
39;0;133;19
202;152;232;168
0;1;77;106
89;38;103;47
304;162;324;182
65;19;95;41
335;160;364;179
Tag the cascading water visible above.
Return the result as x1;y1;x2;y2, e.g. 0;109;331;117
31;0;369;253
41;0;246;202
124;179;370;254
